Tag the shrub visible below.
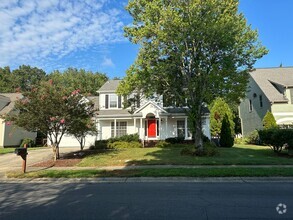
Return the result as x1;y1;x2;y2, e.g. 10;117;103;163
91;140;108;150
20;138;35;148
108;133;140;143
245;130;260;145
258;129;293;153
180;147;194;156
108;141;142;149
219;114;234;148
165;137;185;144
181;142;218;157
262;111;278;129
155;141;170;148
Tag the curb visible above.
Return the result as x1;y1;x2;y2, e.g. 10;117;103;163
2;177;293;183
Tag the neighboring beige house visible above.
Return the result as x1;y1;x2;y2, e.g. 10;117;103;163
0;93;37;148
239;67;293;137
59;80;211;147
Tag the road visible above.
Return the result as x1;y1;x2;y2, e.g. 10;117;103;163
0;179;292;219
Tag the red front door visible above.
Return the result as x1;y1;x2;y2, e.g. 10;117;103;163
148;119;156;137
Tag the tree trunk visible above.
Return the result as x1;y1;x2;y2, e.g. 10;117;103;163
52;144;57;161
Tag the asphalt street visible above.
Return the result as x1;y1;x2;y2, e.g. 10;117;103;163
0;179;292;220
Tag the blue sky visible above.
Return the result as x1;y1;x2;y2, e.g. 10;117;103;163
0;0;293;79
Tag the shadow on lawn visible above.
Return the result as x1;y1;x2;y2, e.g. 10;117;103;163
124;145;292;166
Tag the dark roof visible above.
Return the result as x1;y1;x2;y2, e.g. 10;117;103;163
165;106;210;115
97;109;139;118
250;67;293;103
98;80;121;93
0;93;23;115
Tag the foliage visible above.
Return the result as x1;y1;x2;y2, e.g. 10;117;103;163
47;68;108;95
181;142;218;157
220;114;234;148
258;129;293;153
118;0;267;151
91;140;108;150
0;65;46;92
165;137;185;144
108;133;140;143
20;138;35;148
262;111;278;129
107;141;142;149
210;97;235;136
3;80;96;160
155;141;170;148
245;130;260;145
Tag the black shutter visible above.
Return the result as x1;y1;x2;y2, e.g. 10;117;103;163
118;95;122;108
105;94;109;109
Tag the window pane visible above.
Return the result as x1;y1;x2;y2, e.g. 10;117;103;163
177;120;185;138
109;94;117;108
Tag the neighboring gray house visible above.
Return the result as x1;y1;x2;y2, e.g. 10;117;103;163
0;93;37;148
239;67;293;137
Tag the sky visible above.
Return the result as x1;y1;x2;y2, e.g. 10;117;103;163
0;0;293;79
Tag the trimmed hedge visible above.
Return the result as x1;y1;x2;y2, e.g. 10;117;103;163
258;129;293;152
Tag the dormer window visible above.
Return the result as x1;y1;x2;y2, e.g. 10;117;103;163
105;94;122;109
109;94;118;108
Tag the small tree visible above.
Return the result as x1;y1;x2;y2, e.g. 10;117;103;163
263;111;278;129
210;97;235;137
3;80;96;160
220;114;234;148
69;117;97;151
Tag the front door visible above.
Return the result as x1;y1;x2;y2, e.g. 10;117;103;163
148;119;156;137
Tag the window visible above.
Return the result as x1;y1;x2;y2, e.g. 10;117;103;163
259;95;263;108
177;120;185;138
111;121;127;137
109;94;118;108
249;99;252;112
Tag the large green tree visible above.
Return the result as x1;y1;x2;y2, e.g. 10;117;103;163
3;80;96;160
118;0;267;150
0;65;46;92
47;68;108;95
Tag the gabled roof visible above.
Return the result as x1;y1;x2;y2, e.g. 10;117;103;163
98;80;121;93
250;67;293;103
134;101;168;114
0;93;23;115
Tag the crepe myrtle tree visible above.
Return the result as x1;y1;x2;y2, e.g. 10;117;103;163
117;0;268;151
3;80;96;160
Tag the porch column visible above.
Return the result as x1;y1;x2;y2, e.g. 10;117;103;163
134;118;136;133
98;120;102;140
114;119;117;137
165;117;168;139
140;118;143;140
185;117;188;139
158;117;160;139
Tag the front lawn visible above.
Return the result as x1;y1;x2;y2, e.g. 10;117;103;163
77;144;293;167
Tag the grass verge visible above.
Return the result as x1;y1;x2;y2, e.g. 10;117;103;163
0;147;47;155
7;167;293;178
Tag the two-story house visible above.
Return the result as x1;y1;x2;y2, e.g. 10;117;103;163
59;80;211;147
0;93;37;147
239;67;293;137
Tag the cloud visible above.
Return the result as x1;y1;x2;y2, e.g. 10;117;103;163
101;57;114;67
0;0;125;68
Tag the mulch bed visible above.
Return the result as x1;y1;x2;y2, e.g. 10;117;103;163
30;150;98;167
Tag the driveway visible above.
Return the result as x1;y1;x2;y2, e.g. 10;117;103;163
0;147;79;176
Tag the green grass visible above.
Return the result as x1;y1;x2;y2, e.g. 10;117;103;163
7;167;293;178
0;148;16;155
0;147;47;155
78;144;293;167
